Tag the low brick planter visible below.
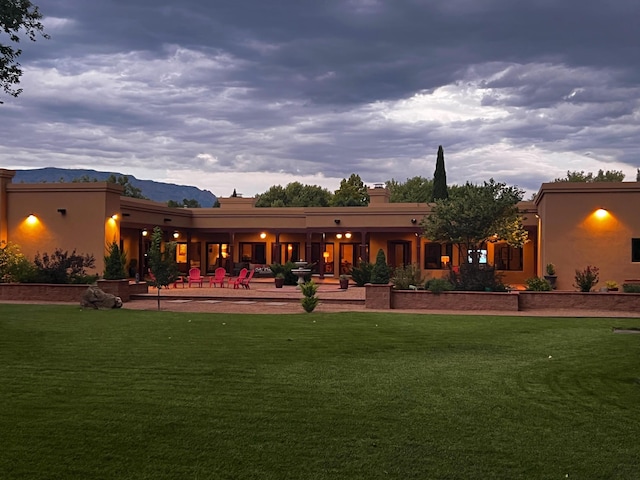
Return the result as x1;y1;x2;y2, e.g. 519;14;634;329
0;281;148;304
366;285;640;313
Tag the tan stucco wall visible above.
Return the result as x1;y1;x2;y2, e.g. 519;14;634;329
5;182;123;275
536;182;640;289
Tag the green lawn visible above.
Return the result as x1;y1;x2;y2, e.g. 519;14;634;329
1;305;639;480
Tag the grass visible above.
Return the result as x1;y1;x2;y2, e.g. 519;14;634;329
1;305;639;479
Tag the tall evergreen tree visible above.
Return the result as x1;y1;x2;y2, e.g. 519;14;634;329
431;145;449;201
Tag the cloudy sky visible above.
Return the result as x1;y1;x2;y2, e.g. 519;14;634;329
3;0;639;198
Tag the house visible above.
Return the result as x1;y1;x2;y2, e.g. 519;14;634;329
1;168;638;289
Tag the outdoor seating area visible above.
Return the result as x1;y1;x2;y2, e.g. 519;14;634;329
168;267;257;289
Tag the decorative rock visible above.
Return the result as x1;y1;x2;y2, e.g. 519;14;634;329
81;285;123;309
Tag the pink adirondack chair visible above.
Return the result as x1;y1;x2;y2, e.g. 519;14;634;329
188;267;204;287
230;268;248;289
209;267;227;287
240;269;255;289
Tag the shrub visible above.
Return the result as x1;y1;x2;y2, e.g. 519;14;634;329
545;263;556;276
103;241;127;280
351;260;373;287
622;283;640;293
449;263;506;292
28;248;97;284
525;277;552;291
574;265;599;292
370;249;391;284
300;281;319;313
425;278;454;293
0;241;35;283
391;263;423;290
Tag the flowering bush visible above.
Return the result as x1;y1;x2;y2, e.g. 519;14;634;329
573;265;599;292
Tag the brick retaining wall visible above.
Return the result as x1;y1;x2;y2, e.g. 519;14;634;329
366;285;640;313
0;281;148;303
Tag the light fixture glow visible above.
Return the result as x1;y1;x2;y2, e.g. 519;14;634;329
111;214;118;220
173;231;180;239
260;232;267;239
345;232;352;239
595;208;608;219
323;251;330;259
26;214;38;225
142;229;148;236
336;233;343;239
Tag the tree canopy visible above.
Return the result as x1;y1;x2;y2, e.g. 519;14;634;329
386;176;433;203
255;182;332;207
71;174;148;199
421;179;527;264
553;169;625;183
1;0;49;103
331;174;369;207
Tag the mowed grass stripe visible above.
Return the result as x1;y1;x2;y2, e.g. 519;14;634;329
0;305;639;479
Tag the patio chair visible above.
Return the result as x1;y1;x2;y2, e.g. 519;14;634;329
240;269;256;289
209;267;227;287
229;268;248;289
188;267;204;287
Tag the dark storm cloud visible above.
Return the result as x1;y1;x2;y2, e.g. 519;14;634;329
3;0;639;196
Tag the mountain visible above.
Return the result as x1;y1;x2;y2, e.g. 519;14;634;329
12;168;217;206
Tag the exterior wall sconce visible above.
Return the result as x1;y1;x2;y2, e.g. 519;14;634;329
111;214;118;220
26;214;38;225
173;231;180;239
336;233;343;239
411;218;417;224
345;232;352;239
260;232;267;239
334;219;340;224
142;229;148;236
57;208;67;215
594;208;609;219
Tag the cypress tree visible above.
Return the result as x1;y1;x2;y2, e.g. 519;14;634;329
431;145;449;201
371;249;391;284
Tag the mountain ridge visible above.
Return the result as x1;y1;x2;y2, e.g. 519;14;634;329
12;168;218;206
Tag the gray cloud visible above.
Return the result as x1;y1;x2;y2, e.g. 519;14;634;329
3;0;639;197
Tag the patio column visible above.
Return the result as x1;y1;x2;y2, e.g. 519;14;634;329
305;232;312;264
274;232;281;264
319;233;326;279
359;230;368;262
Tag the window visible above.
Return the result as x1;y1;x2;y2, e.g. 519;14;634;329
494;244;523;271
468;249;487;264
633;238;640;263
239;242;266;264
425;243;453;269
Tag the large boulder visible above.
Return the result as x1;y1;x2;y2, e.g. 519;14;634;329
81;285;123;309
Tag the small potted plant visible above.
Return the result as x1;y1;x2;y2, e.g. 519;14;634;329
274;272;285;288
605;280;619;292
574;265;599;292
544;263;557;289
339;274;350;290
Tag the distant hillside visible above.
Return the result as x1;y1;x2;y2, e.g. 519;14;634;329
12;168;217;206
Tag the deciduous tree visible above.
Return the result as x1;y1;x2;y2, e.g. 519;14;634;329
553;169;625;182
386;176;433;203
331;174;369;207
1;0;49;103
421;179;527;265
147;226;179;310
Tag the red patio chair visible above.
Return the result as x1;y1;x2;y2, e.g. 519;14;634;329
209;267;227;287
188;267;204;287
229;268;248;289
240;269;256;289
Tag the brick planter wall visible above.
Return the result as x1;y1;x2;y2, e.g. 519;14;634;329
0;284;91;303
518;291;640;312
0;281;148;303
365;284;393;309
365;288;640;313
391;290;519;311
